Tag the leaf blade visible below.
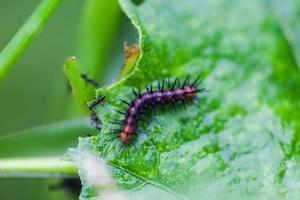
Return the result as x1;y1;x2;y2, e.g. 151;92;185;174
63;57;95;106
73;0;300;199
0;118;95;158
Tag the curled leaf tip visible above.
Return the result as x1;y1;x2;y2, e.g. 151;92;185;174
120;41;140;77
70;56;76;60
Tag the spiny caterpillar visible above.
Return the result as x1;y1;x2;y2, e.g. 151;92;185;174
110;75;206;145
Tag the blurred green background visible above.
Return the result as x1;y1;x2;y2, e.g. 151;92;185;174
1;0;299;199
0;0;136;199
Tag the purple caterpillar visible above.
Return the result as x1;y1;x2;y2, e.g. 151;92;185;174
110;75;206;145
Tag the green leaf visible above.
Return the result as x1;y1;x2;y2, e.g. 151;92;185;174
69;0;300;199
0;118;95;158
0;0;62;81
63;57;95;106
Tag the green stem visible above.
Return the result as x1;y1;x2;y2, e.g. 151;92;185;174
0;157;77;178
0;0;62;81
77;0;120;81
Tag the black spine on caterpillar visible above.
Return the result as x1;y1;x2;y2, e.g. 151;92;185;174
112;75;206;145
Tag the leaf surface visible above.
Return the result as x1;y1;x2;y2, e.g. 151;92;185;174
69;0;300;199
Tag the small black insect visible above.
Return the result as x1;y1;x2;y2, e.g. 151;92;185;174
88;95;105;111
80;73;99;87
90;111;102;130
